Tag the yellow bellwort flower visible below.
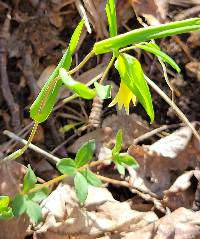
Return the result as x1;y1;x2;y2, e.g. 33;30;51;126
109;81;136;114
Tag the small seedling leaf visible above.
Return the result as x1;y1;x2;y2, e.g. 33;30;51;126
0;196;9;210
0;207;13;220
23;165;37;193
74;172;88;205
117;153;139;167
26;200;42;224
81;170;102;187
12;194;27;216
94;82;112;99
116;163;125;175
56;158;77;176
75;140;96;168
112;129;123;156
69;19;84;54
106;0;117;37
59;68;96;99
115;54;154;123
28;185;49;203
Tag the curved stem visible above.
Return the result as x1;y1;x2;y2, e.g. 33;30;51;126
68;50;95;75
99;54;116;84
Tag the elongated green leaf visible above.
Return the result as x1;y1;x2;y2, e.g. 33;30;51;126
26;200;42;224
94;18;200;54
117;153;138;167
106;0;117;37
74;172;88;205
12;194;27;216
112;129;122;156
94;82;112;99
30;18;84;123
136;42;180;72
69;19;84;54
56;158;77;176
81;170;102;187
115;53;154;122
75;140;96;168
59;68;96;99
23;165;37;193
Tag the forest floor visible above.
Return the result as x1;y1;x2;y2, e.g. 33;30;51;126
0;0;200;238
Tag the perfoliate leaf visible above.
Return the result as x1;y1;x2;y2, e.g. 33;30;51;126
74;172;88;205
59;68;96;99
112;129;123;156
75;140;96;168
23;165;37;193
94;18;200;54
12;194;27;216
94;82;112;99
26;200;42;224
106;0;117;37
56;158;77;176
28;185;49;203
69;19;84;54
136;42;181;73
115;54;154;123
116;163;125;175
117;153;139;167
81;170;102;187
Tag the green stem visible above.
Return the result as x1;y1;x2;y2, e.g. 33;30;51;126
99;54;116;84
68;50;95;75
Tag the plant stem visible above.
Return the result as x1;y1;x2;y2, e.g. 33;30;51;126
68;50;95;75
99;54;116;84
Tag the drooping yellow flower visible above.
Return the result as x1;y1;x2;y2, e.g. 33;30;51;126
109;81;136;114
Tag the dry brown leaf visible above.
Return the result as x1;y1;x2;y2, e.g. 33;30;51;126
35;183;157;238
0;161;29;239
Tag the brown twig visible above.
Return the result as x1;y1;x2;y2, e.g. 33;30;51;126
0;13;21;130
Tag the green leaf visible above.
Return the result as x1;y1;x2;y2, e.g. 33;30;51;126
115;53;154;123
12;194;27;216
117;153;139;167
74;172;88;205
30;18;84;123
136;42;181;73
26;200;42;224
28;185;49;202
112;129;123;155
94;82;112;99
94;18;200;54
116;163;125;175
106;0;117;37
81;170;102;187
56;158;77;176
59;68;96;99
0;196;9;209
75;140;96;168
69;19;84;54
0;207;13;220
23;165;37;193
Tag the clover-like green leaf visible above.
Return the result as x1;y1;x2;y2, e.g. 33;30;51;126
23;165;37;193
81;170;102;187
115;53;154;123
75;140;96;168
26;199;42;224
12;194;27;217
74;172;88;205
56;158;77;176
94;82;112;99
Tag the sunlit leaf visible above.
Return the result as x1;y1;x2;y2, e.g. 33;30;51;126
74;172;88;205
106;0;117;37
23;165;37;193
81;170;102;187
94;82;112;99
117;153;139;167
56;158;77;176
75;140;96;168
116;163;125;175
69;19;84;54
